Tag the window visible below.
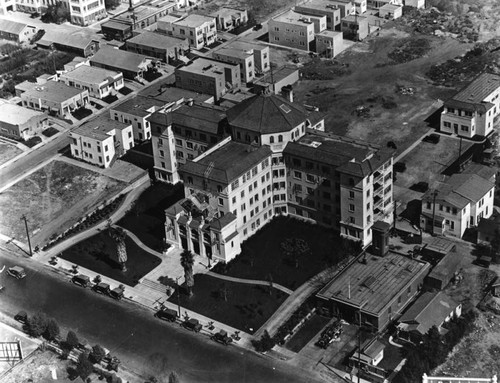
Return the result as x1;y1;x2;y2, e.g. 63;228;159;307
349;191;355;199
270;136;274;144
218;198;223;206
159;150;164;157
231;179;239;190
175;139;182;146
241;203;246;211
232;196;236;204
306;174;315;183
278;135;283;142
443;122;451;128
217;185;223;193
349;204;355;212
349;217;355;224
186;142;193;149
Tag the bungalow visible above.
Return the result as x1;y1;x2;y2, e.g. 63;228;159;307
89;47;153;80
59;65;124;99
0;19;37;43
37;34;100;57
125;31;189;63
0;103;48;140
210;7;248;31
440;72;500;138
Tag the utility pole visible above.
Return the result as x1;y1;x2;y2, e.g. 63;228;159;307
357;302;366;383
175;276;182;316
20;215;33;257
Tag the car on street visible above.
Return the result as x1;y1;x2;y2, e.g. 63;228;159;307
14;311;28;323
72;274;91;288
182;318;202;332
211;330;233;346
155;308;178;322
110;286;125;300
7;266;26;279
93;282;111;295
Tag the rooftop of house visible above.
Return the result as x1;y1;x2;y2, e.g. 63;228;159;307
73;115;131;140
224;40;268;53
0;103;45;125
171;102;227;134
296;0;343;12
226;92;308;134
111;95;166;117
180;140;272;184
254;65;298;86
60;65;121;84
173;13;215;27
317;252;430;316
316;30;343;37
213;46;253;60
342;15;368;23
284;131;393;177
139;83;213;104
101;20;132;31
450;72;500;106
424;237;456;256
157;14;182;24
422;173;495;208
426;247;463;284
0;18;33;35
38;30;99;50
177;57;238;76
126;31;188;50
272;10;318;24
113;2;176;23
21;81;87;103
461;162;497;182
380;3;402;11
90;47;151;73
210;6;247;17
398;291;460;335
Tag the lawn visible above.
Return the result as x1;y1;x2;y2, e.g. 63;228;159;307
168;274;288;334
102;94;118;104
118;183;184;252
60;230;162;286
212;216;355;290
71;107;92;120
285;313;331;353
0;159;126;246
119;86;133;95
0;142;22;166
42;127;59;137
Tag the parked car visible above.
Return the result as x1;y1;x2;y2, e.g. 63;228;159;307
110;286;125;300
182;318;202;332
93;282;111;295
423;133;440;144
155;308;178;322
72;274;91;288
7;266;26;279
211;330;232;346
14;311;28;323
253;23;262;31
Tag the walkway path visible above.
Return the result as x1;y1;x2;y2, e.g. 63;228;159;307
207;271;293;294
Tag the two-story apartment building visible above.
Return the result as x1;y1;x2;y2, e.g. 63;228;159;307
149;102;230;183
294;1;342;31
315;30;344;57
212;47;255;83
125;31;189;63
174;57;241;101
70;115;134;168
110;95;166;142
420;171;495;238
210;7;248;31
268;10;317;51
222;41;270;74
59;65;124;99
341;15;369;41
0;19;37;43
157;13;217;50
440;72;500;138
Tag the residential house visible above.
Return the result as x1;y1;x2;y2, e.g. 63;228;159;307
315;30;344;57
268;10;317;51
0;0;16;15
139;81;214;104
90;47;152;80
420;172;496;238
325;0;356;18
317;251;431;332
425;243;462;290
379;3;402;19
157;13;217;50
341;15;369;41
222;41;270;74
110;95;166;142
70;115;134;168
397;291;462;342
68;0;106;26
0;103;48;140
110;0;176;30
404;0;424;8
150;102;230;183
294;0;342;30
210;7;248;31
253;65;299;95
440;72;500;138
20;81;89;117
164;139;273;262
212;47;256;83
63;57;88;72
174;57;241;101
59;65;124;99
37;33;100;57
101;20;133;41
0;19;36;43
125;31;189;63
350;340;385;367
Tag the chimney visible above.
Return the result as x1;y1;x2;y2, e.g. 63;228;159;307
282;85;293;102
128;0;133;11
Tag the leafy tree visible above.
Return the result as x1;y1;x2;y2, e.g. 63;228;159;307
251;330;275;352
75;352;93;380
422;326;446;369
41;2;70;24
280;238;311;268
43;318;60;341
168;371;180;383
180;249;194;296
104;0;120;10
27;312;48;337
89;344;107;364
109;227;128;272
66;330;79;350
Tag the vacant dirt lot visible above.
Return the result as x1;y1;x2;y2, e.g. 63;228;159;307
0;142;23;166
0;159;126;246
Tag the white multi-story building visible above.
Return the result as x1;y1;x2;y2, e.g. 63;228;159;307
59;65;124;99
70;115;134;168
420;171;495;238
441;72;500;138
157;13;217;50
268;10;318;51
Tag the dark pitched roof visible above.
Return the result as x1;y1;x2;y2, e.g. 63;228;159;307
112;95;165;117
180;141;272;184
399;291;459;335
226;93;308;134
90;47;150;73
444;72;500;113
0;19;30;35
172;103;228;135
461;163;497;182
139;83;213;104
126;31;188;51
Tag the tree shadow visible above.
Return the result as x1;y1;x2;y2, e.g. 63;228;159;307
400;199;421;225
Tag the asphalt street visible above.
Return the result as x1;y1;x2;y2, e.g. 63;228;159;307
0;251;326;383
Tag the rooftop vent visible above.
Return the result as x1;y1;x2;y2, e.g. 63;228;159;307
363;275;376;289
202;64;213;71
280;104;291;113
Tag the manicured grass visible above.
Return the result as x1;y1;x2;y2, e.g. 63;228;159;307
24;136;42;148
212;216;356;290
117;183;184;252
71;107;92;120
60;231;161;286
169;274;288;334
102;94;118;104
118;87;133;95
285;313;330;352
143;71;162;82
42;127;59;137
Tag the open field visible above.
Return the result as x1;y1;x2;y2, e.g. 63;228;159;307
0;159;126;246
0;142;23;166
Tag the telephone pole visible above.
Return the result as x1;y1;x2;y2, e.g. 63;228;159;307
20;215;33;257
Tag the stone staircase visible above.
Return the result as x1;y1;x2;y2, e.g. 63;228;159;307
140;278;170;294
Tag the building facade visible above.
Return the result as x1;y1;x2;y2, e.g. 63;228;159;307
125;31;189;63
210;7;248;31
341;15;369;41
212;47;255;83
157;13;217;50
0;19;37;43
315;30;343;57
295;1;342;31
440;72;500;138
268;10;316;51
68;0;106;26
222;41;270;74
59;65;124;99
0;103;48;140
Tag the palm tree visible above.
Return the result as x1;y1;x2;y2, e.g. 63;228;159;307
180;249;194;297
109;227;128;272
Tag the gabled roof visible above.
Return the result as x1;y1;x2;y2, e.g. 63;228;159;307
399;291;459;335
171;103;227;135
112;95;165;117
461;163;497;182
38;31;99;50
90;47;151;73
226;93;308;134
126;31;188;51
451;72;500;105
0;19;32;35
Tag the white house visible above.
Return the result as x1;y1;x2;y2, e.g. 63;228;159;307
59;65;124;99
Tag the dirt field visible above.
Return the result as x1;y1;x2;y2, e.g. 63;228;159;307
0;142;23;166
0;159;126;247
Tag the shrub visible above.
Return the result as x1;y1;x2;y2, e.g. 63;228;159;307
43;318;60;341
75;352;94;380
65;330;79;350
251;330;275;352
90;344;107;364
26;312;48;337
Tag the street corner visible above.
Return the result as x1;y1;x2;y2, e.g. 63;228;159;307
0;321;41;377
